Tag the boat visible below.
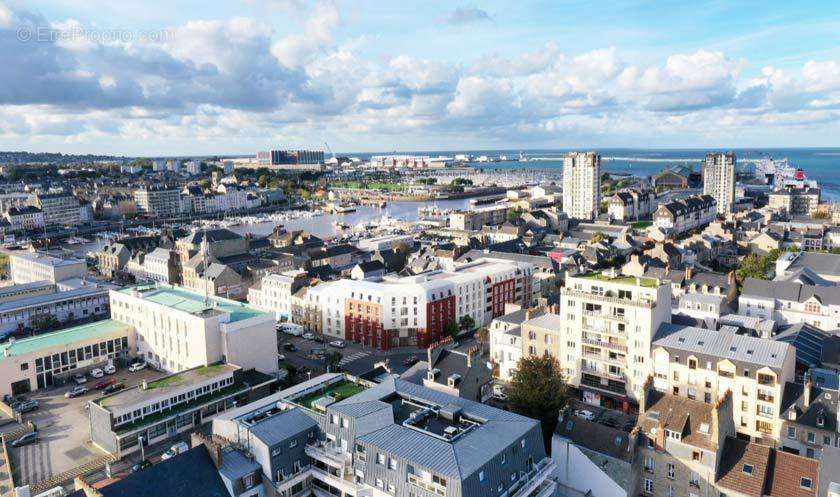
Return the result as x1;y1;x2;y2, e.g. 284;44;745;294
65;236;91;245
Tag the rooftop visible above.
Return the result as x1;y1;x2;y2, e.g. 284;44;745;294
117;284;267;323
0;319;131;360
654;324;791;370
0;284;108;314
577;271;659;288
5;249;84;267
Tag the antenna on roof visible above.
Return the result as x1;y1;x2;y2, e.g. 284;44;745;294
201;225;210;306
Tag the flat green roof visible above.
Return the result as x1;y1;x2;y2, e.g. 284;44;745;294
578;272;660;288
0;319;131;359
118;284;266;323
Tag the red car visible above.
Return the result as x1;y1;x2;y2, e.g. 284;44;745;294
94;378;116;390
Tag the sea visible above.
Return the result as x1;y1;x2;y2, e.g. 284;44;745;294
350;148;840;201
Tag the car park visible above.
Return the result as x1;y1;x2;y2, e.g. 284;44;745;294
129;361;147;372
574;409;595;421
15;400;39;413
161;441;189;461
11;432;38;448
328;340;346;348
90;368;104;378
65;386;88;398
72;373;87;384
103;382;125;394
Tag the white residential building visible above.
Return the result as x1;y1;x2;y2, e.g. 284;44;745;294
488;308;532;382
109;284;277;374
247;270;309;322
703;152;736;215
8;250;86;284
558;270;671;408
562;152;601;221
739;278;840;331
134;186;182;217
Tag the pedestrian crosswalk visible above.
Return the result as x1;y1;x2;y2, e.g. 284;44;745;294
338;351;370;367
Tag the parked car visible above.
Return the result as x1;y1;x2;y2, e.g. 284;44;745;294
11;432;37;447
302;332;315;340
15;400;38;413
128;361;147;372
65;386;88;398
277;354;286;362
278;323;304;336
402;355;419;367
72;373;87;384
103;383;125;394
8;395;29;410
90;368;104;379
283;343;297;352
312;335;325;343
328;340;346;349
94;378;116;390
103;364;116;375
131;459;152;473
160;441;189;461
574;409;595;421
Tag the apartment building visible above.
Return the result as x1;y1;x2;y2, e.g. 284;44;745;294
559;270;671;409
7;249;86;284
652;324;796;441
213;373;556;497
608;190;656;222
769;187;821;217
561;152;600;220
489;308;531;382
175;228;249;265
703;152;736;215
739;278;840;331
779;375;839;459
775;251;840;284
109;284;277;374
89;364;275;458
134;186;182;217
301;258;538;350
449;204;509;231
32;191;82;227
0;319;134;396
96;243;130;278
652;195;717;237
125;247;180;284
0;282;111;335
247;270;309;322
5;205;44;231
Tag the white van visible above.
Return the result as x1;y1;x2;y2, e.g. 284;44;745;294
161;441;189;460
278;323;304;336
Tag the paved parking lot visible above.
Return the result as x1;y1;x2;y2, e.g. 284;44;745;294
8;367;167;487
568;399;637;432
277;332;431;378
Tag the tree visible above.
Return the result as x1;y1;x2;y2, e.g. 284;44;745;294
591;231;608;244
258;174;269;188
444;320;459;339
459;315;475;331
325;351;343;373
31;315;59;334
450;177;473;186
506;355;569;453
507;207;524;222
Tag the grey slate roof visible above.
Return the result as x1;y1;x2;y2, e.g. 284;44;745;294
741;278;840;306
654;323;792;372
773;323;832;368
248;407;318;447
783;252;840;278
219;446;261;481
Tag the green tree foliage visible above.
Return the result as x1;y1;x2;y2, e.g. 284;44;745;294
507;207;525;222
459;315;475;331
591;231;608;244
450;177;473;186
506;355;569;452
736;248;782;283
444;320;459;339
325;351;343;372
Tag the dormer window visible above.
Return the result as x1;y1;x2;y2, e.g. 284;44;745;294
801;477;813;490
743;464;754;475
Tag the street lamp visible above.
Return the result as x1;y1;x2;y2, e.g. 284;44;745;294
138;435;145;462
307;371;312;381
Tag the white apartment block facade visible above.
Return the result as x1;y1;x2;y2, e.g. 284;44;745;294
562;152;601;221
134;186;182;217
703;152;736;215
32;192;82;227
739;278;840;331
652;324;796;441
8;250;86;284
558;271;671;409
247;270;308;321
109;284;277;374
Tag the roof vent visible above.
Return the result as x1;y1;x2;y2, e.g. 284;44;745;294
427;368;440;380
447;374;462;388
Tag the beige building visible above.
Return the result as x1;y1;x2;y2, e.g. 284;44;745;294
175;228;248;265
562;152;601;221
181;254;243;298
559;270;671;409
247;270;309;321
7;249;86;284
96;243;130;278
703;152;736;215
652;324;796;442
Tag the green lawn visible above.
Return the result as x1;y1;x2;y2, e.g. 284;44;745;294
630;221;653;230
579;272;659;288
295;381;367;410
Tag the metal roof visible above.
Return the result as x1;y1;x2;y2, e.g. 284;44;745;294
0;319;131;360
654;323;792;370
248;407;318;447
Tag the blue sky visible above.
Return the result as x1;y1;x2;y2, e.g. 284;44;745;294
1;0;839;155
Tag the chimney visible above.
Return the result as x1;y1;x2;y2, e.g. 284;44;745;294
804;379;812;408
427;345;433;369
685;265;693;280
727;270;735;286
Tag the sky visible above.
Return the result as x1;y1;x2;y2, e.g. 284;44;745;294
1;0;840;156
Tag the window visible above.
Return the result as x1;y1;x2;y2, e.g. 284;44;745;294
20;363;28;371
289;440;298;449
644;479;653;494
800;477;813;490
807;432;816;443
242;472;258;489
389;458;397;470
644;456;654;472
743;464;754;475
479;471;485;482
377;453;386;465
667;463;675;479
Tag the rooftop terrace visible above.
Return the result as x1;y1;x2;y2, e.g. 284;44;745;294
117;284;267;323
578;271;659;288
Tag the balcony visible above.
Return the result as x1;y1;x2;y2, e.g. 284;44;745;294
582;310;627;322
306;441;352;467
563;289;655;308
580;375;627;395
274;465;312;494
582;337;628;353
500;458;557;497
310;465;363;496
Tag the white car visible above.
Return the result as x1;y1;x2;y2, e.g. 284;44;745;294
89;368;104;378
128;361;147;372
103;364;116;375
72;373;87;385
302;333;315;340
329;340;346;348
161;441;189;461
574;409;595;421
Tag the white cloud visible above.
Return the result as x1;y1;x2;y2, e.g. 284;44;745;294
271;1;339;68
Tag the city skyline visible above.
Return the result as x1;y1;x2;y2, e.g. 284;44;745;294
1;1;839;155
